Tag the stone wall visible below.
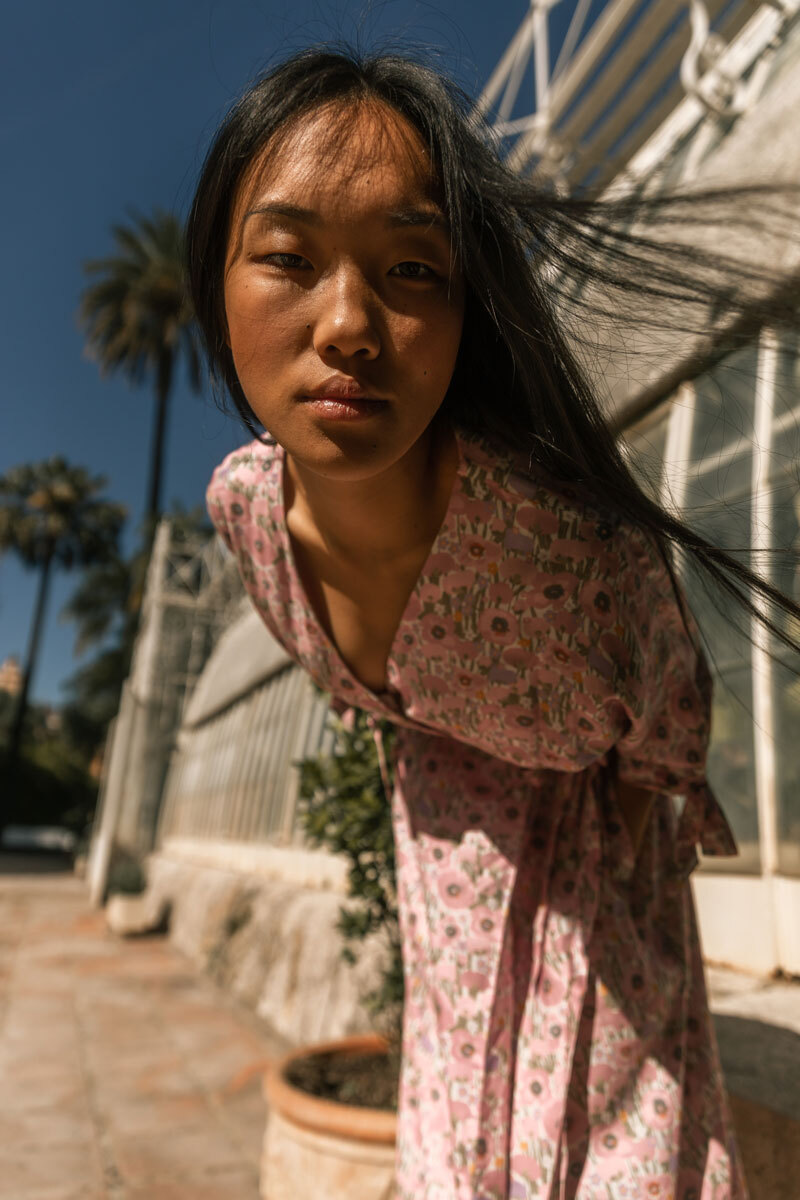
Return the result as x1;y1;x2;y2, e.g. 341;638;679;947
143;849;388;1049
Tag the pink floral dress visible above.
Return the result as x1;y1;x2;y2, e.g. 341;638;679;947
207;427;747;1200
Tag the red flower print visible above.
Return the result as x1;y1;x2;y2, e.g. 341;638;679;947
528;570;579;612
425;551;459;575
477;606;519;645
671;687;700;729
436;870;476;909
580;580;619;628
549;537;589;561
419;610;451;644
518;613;551;641
526;1067;552;1104
516;503;560;537
642;1175;674;1198
461;970;491;993
418;672;450;697
538;965;566;1007
418;580;444;605
502;646;537;670
470;907;500;940
553;609;580;636
463;533;499;569
540;639;586;675
595;1126;625;1157
643;1088;675;1129
453;664;486;693
444;634;484;664
436;566;476;593
459;495;494;522
451;1026;482;1070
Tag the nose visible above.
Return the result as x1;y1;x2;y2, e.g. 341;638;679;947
311;265;381;362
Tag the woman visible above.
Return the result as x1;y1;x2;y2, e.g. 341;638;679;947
188;48;799;1199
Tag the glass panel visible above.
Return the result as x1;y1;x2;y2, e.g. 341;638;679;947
684;353;755;667
701;665;761;873
684;349;760;870
774;660;800;877
622;404;670;501
690;345;759;468
768;396;800;875
774;331;800;421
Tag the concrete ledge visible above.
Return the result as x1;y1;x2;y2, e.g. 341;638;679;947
141;850;386;1048
105;890;170;937
160;836;348;892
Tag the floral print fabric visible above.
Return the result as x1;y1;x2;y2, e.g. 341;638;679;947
207;428;746;1199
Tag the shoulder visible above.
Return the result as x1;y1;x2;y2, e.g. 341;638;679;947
207;436;279;504
456;427;631;565
205;436;280;548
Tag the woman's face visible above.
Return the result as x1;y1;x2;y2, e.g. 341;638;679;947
223;101;465;482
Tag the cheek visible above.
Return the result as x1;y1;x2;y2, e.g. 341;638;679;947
394;306;464;386
225;281;305;368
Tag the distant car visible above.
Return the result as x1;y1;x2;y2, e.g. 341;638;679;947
2;825;77;853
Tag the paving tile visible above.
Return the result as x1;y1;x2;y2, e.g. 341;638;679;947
0;862;278;1200
1;1139;103;1194
103;1092;212;1136
11;1188;106;1200
111;1122;248;1185
123;1167;261;1200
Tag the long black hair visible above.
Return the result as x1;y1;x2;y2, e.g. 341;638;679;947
186;46;800;660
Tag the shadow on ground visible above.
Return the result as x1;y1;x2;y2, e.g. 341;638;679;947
714;1012;800;1122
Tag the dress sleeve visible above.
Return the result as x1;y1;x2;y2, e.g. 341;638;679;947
599;523;738;880
205;462;235;554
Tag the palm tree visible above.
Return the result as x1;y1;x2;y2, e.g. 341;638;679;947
79;210;201;540
0;458;126;776
60;503;214;755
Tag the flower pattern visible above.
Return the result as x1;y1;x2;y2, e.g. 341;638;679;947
207;428;746;1198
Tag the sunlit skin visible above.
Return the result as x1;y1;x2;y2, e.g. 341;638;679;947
223;100;653;850
224;99;462;556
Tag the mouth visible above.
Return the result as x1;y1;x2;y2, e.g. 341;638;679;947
297;395;389;421
297;378;389;421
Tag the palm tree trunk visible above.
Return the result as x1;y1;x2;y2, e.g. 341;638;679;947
144;351;174;539
7;550;54;777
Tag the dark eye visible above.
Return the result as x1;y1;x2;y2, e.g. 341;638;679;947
260;253;310;269
389;261;436;279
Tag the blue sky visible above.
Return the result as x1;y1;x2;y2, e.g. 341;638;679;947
0;0;606;704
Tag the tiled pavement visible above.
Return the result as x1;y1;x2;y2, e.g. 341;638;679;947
0;854;288;1200
1;854;798;1200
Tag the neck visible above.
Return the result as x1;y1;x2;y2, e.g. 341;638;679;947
284;421;458;569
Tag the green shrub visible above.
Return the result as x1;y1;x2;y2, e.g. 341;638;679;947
105;845;146;896
297;709;403;1052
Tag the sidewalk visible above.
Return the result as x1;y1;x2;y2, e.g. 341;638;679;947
704;962;800;1200
0;854;288;1200
1;856;798;1200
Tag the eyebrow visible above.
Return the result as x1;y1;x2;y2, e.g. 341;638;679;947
243;202;449;232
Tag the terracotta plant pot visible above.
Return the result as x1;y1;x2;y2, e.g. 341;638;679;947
261;1032;397;1200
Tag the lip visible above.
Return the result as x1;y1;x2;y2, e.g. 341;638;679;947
299;396;389;422
300;376;384;403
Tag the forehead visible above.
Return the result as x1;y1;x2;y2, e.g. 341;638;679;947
231;101;440;226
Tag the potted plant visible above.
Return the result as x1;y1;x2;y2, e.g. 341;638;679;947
261;709;402;1200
